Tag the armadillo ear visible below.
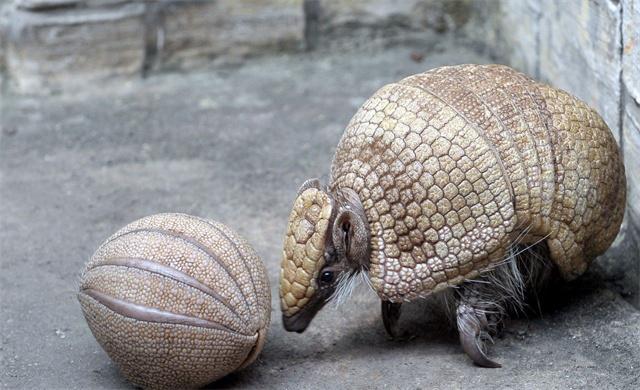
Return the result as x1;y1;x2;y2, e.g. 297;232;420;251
332;209;369;267
297;178;322;195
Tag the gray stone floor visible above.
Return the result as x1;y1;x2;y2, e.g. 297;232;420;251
1;45;639;389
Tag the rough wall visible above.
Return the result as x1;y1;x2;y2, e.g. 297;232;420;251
304;0;497;50
5;1;146;93
0;0;499;93
0;0;305;93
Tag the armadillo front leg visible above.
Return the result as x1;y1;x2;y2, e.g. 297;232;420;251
456;285;504;368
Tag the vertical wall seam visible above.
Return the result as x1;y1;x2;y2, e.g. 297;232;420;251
0;3;11;96
618;1;625;152
303;0;320;51
142;2;158;77
534;0;542;79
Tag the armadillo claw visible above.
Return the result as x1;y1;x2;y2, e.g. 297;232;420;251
381;301;402;340
456;303;502;368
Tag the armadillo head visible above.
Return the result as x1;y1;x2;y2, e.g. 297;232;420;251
279;179;370;333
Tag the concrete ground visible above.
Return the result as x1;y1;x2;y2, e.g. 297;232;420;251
1;45;639;389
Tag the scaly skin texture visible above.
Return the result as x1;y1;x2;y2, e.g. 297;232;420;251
280;188;334;317
78;213;271;389
328;64;625;303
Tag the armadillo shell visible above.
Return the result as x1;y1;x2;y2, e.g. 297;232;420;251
78;213;270;389
331;64;625;303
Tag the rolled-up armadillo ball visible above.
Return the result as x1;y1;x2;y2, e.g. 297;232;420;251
78;213;271;389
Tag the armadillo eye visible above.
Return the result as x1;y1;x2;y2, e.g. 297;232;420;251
320;270;334;284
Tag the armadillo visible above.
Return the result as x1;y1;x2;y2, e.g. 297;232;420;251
278;64;626;367
79;213;271;389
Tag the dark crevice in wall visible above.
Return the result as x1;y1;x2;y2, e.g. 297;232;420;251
16;1;80;12
142;1;162;77
618;1;625;152
303;0;320;51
